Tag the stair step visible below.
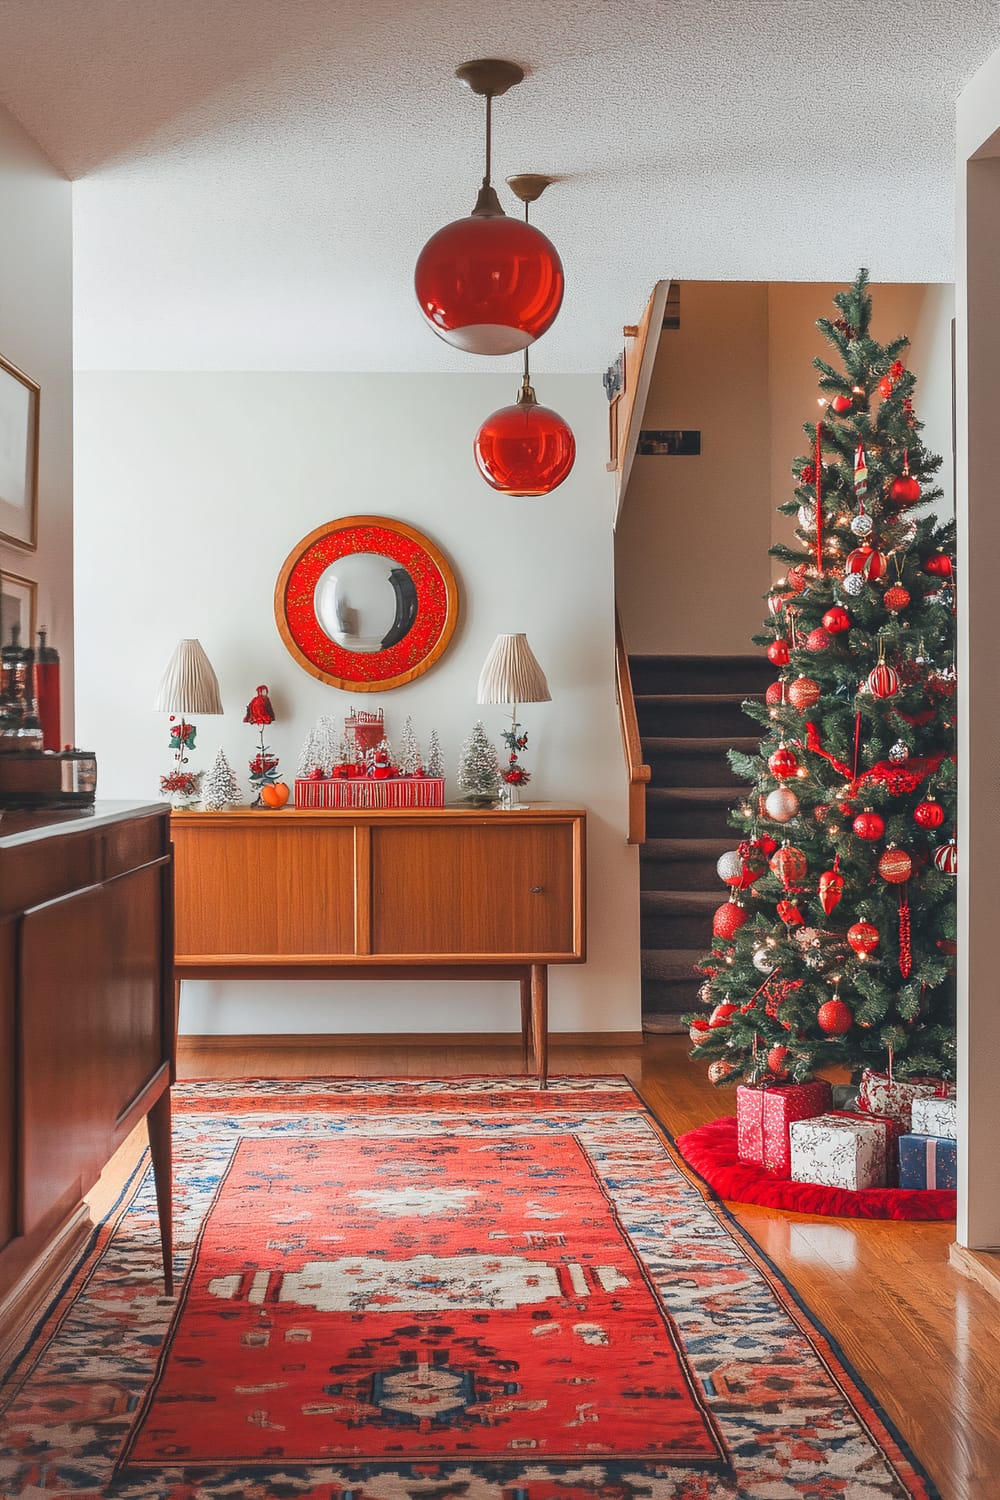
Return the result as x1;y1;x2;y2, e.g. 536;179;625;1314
641;888;718;948
629;654;773;696
642;735;759;786
641;836;735;890
646;786;740;839
635;694;762;738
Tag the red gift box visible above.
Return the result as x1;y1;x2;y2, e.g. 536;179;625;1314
737;1081;833;1175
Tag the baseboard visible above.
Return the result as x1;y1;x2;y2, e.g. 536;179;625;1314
949;1242;1000;1303
178;1031;645;1050
0;1204;91;1375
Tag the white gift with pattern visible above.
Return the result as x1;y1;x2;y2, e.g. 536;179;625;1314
789;1112;887;1190
910;1096;958;1140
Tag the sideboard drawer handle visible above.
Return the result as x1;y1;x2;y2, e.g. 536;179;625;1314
530;886;544;894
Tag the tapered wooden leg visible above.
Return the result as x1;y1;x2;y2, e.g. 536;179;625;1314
520;974;532;1073
530;963;548;1090
147;1089;174;1295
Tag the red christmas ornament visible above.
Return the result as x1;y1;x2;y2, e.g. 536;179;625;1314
890;473;921;505
415;212;563;355
899;894;912;978
474;392;576;495
768;593;787;617
689;1021;711;1045
708;1059;734;1083
713;900;749;939
878;374;894;399
767;639;791;666
867;661;900;698
924;554;953;577
853;808;885;840
767;1044;790;1076
933;840;958;874
831;394;853;414
788;675;821;710
800;463;817;485
770;844;808;883
818;868;844;914
846;545;887;581
709;1001;737;1027
756;834;780;857
884;584;911;612
777;899;805;926
805;627;832;652
786;564;809;593
879;846;913;883
914;798;945;829
765;680;785;705
927;670;956;699
768;745;799;779
847;921;880;955
822;607;851;634
817;998;853;1035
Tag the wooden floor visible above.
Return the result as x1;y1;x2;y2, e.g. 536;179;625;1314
88;1033;999;1500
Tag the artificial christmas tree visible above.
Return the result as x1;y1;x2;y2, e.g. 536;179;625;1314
457;720;500;805
426;727;445;779
398;715;422;776
201;748;243;810
690;271;956;1089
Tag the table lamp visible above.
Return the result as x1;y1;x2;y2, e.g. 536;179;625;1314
476;632;550;806
153;638;224;807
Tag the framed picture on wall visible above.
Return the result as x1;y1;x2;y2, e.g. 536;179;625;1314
0;353;40;550
0;569;36;648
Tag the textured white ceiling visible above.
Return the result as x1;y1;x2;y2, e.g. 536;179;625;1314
0;0;996;373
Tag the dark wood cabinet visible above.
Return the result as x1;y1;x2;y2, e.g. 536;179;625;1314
172;806;586;1084
0;802;175;1346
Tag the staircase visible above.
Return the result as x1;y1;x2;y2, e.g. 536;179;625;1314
630;655;772;1033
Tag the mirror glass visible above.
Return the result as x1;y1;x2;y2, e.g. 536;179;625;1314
314;553;418;653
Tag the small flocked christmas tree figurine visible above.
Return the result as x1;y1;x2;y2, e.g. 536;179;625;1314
201;748;243;810
426;727;445;779
689;270;956;1088
296;725;323;779
397;716;422;776
457;720;500;805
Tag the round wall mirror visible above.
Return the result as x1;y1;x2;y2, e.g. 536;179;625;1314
275;516;459;690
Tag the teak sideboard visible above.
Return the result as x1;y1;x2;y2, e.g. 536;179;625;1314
171;806;587;1084
0;801;175;1350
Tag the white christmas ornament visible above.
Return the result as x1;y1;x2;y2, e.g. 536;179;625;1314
850;512;874;537
889;740;910;763
753;947;777;974
842;573;865;597
716;850;744;884
765;787;799;822
797;504;815;530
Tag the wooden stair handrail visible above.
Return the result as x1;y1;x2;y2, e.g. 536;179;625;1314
615;607;651;846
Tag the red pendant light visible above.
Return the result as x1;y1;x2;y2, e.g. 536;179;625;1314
473;175;575;496
414;60;564;356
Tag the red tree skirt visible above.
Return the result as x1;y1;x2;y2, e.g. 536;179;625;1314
676;1116;956;1221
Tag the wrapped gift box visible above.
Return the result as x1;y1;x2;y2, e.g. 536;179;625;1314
737;1081;832;1175
829;1109;905;1186
856;1069;955;1130
789;1112;887;1190
910;1096;958;1140
898;1133;957;1191
295;776;445;809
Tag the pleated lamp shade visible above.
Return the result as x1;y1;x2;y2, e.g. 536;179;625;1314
476;633;551;706
152;638;224;715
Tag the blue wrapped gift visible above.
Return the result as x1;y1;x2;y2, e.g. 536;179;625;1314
898;1133;957;1191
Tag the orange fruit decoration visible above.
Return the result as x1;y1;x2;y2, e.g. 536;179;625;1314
260;782;290;808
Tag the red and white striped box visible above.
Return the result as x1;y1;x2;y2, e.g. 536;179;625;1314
294;777;445;810
736;1081;833;1175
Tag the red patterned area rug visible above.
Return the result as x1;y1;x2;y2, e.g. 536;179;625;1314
0;1076;939;1499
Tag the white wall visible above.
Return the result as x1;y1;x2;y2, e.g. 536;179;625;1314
616;281;955;656
73;371;641;1037
0;106;73;733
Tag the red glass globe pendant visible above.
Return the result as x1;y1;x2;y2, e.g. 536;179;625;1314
474;374;576;495
414;62;564;355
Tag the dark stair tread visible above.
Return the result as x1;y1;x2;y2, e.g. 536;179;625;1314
641;948;706;981
641;889;719;914
647;785;741;804
641;735;759;750
642;836;736;859
635;692;761;707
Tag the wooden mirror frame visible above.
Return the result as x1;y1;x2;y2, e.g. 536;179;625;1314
274;515;459;691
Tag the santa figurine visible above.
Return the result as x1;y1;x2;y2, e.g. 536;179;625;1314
243;685;275;726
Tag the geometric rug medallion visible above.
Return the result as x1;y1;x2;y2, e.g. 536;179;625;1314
0;1076;939;1499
